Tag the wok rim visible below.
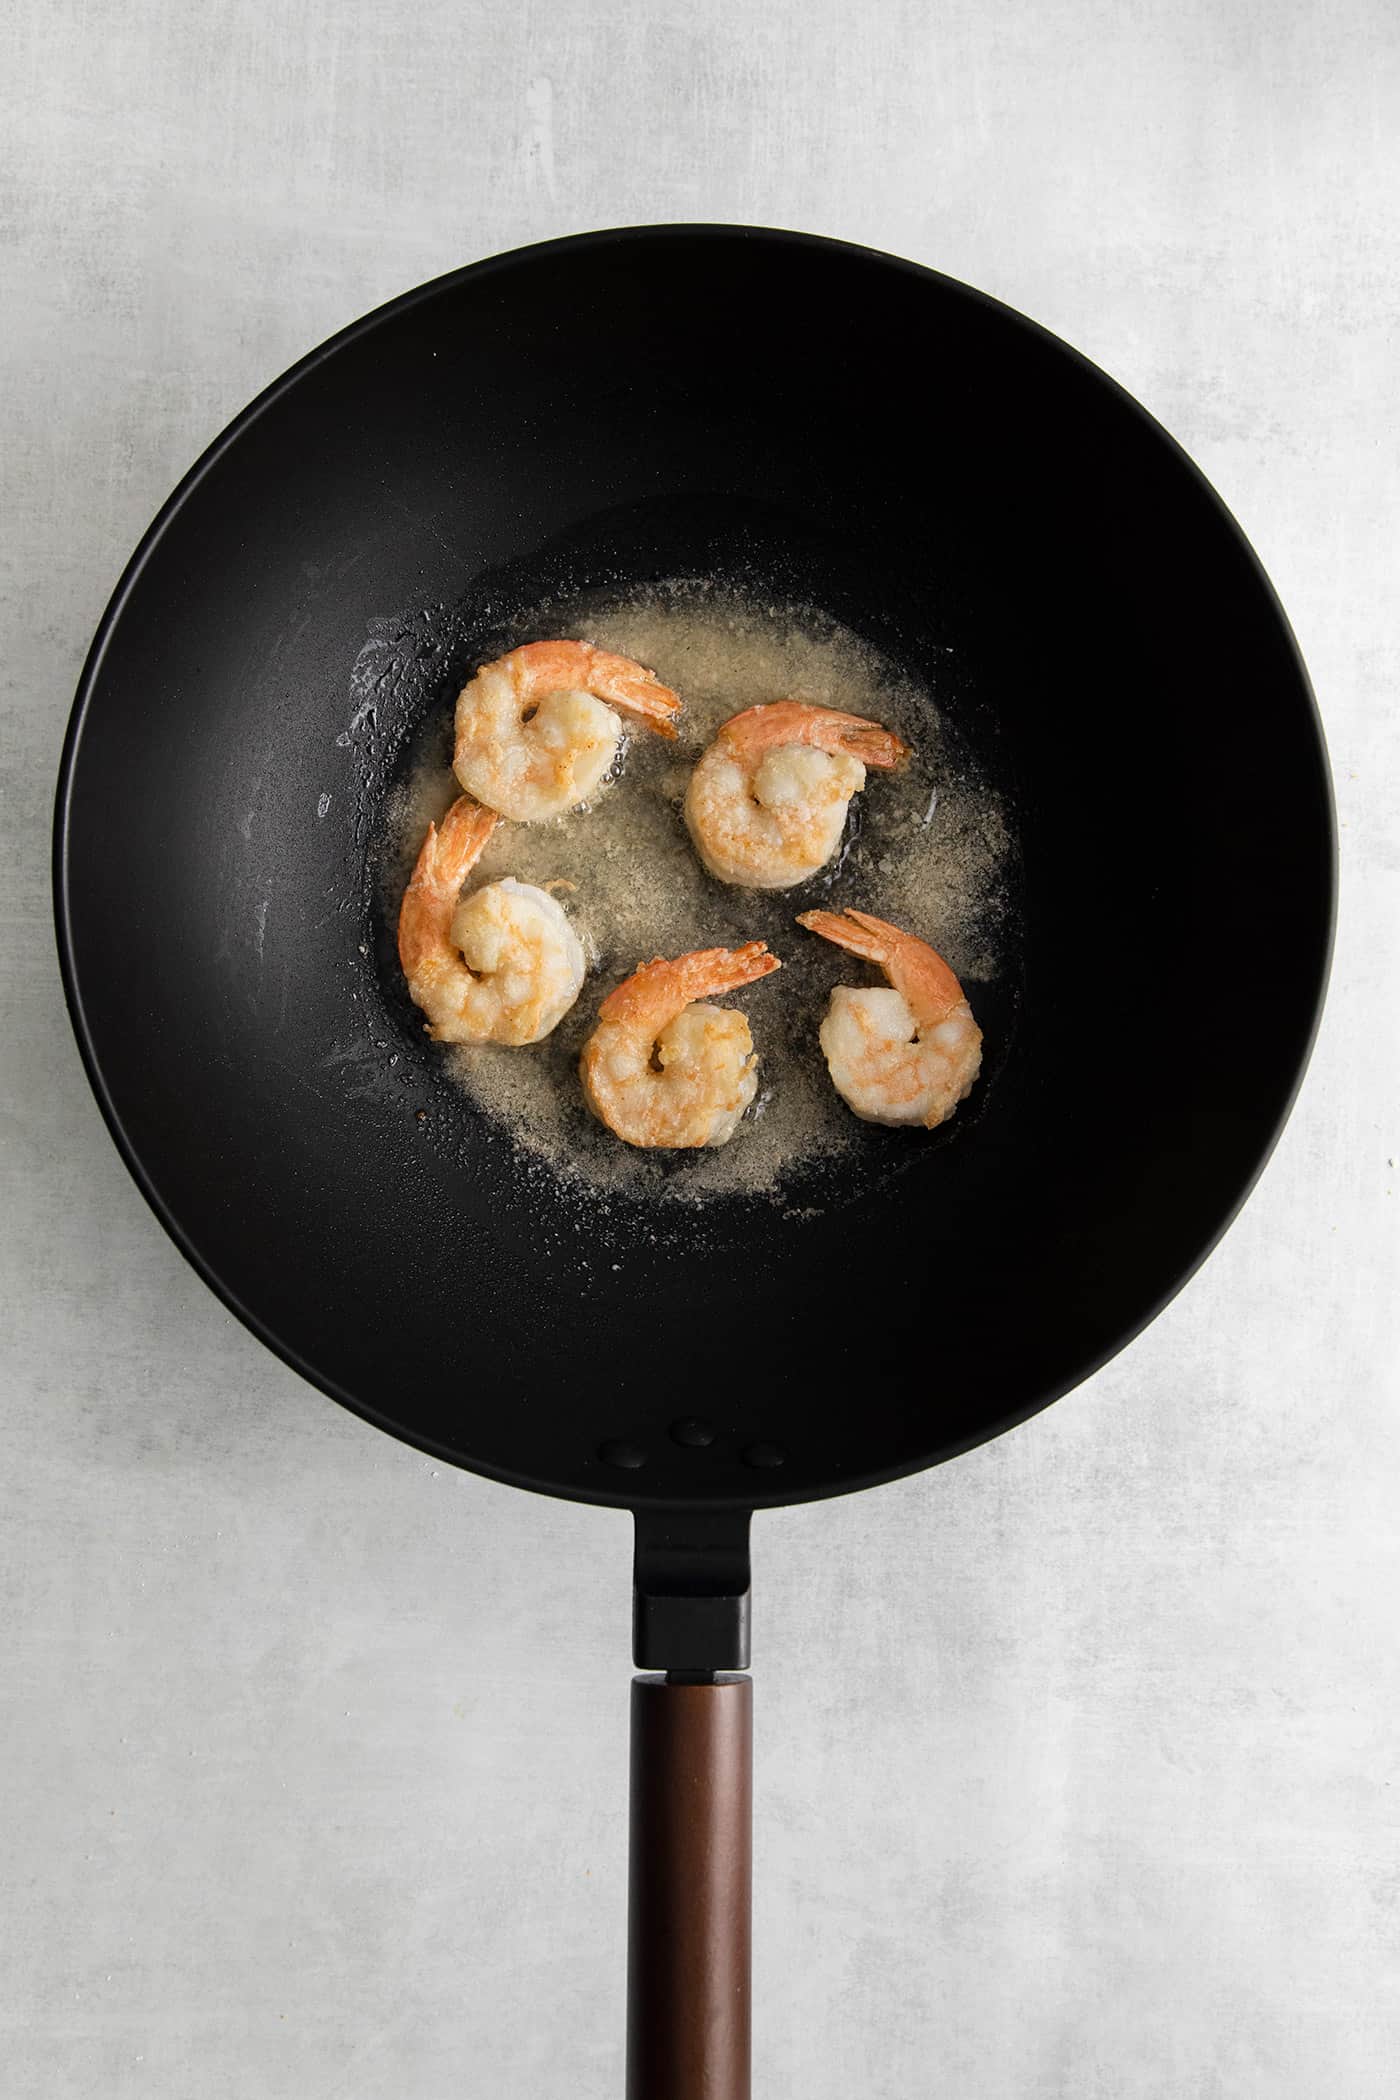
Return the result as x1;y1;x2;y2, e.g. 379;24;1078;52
52;222;1338;1513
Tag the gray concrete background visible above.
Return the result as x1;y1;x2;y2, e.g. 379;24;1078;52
3;3;1397;2093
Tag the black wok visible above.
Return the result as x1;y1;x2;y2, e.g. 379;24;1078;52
54;227;1334;2098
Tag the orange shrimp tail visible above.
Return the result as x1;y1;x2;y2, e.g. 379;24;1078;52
587;646;682;740
397;795;498;977
795;907;894;967
510;638;681;740
798;908;965;1022
429;793;500;882
831;721;909;769
440;789;505;865
677;940;783;1001
597;941;781;1026
718;701;908;768
842;907;930;948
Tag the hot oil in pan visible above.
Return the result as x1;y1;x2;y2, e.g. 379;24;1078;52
379;581;1015;1210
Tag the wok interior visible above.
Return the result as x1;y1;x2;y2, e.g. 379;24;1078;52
59;232;1332;1509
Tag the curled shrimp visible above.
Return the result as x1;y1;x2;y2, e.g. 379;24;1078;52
684;701;909;889
579;942;781;1149
796;908;982;1129
398;794;585;1045
453;640;680;822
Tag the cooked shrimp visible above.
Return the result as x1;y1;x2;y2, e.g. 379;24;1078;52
453;640;680;821
684;701;908;889
796;908;982;1128
579;942;781;1149
398;794;585;1045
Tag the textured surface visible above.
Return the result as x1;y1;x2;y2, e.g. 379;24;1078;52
2;3;1396;2095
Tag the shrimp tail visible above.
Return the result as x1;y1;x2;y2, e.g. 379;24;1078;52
421;794;500;889
597;941;781;1027
438;793;503;877
578;642;682;740
677;940;783;1001
798;908;965;1024
795;907;895;968
718;701;907;768
603;670;682;740
497;639;681;739
833;721;909;769
398;795;499;977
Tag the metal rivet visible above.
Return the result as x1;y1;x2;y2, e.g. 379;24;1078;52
669;1418;716;1448
598;1438;646;1470
742;1441;786;1469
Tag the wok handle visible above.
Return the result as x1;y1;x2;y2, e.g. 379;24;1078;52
627;1673;753;2100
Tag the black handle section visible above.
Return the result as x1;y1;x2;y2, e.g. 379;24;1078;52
627;1674;753;2100
633;1510;752;1673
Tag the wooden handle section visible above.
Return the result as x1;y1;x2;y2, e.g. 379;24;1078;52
627;1674;753;2100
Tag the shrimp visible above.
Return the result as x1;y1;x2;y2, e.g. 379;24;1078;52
796;908;982;1129
398;794;585;1045
684;701;909;889
579;942;781;1149
453;640;680;821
